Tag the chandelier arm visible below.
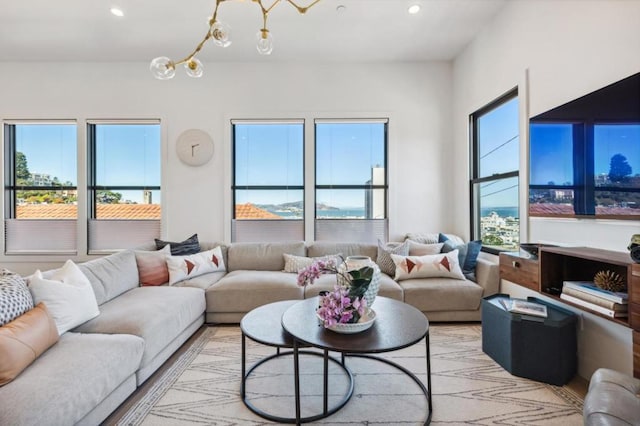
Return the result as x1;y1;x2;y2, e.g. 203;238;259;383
286;0;322;14
175;0;226;66
175;29;213;66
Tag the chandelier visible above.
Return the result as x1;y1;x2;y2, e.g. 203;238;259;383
150;0;322;80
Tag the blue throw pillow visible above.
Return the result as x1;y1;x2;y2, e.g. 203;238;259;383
463;240;482;273
439;234;483;276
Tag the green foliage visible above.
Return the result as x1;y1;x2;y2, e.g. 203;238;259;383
15;151;30;184
482;234;504;246
97;190;123;204
346;266;373;300
608;153;632;183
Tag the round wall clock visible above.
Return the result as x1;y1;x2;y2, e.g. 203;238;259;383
176;129;214;166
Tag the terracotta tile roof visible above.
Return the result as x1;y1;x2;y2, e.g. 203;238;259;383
235;203;281;219
529;203;640;216
16;204;161;219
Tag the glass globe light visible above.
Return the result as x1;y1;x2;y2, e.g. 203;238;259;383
210;21;232;48
184;58;204;78
150;56;176;80
256;30;273;55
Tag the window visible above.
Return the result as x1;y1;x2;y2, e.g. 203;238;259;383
470;90;520;252
231;120;304;242
315;119;388;242
87;122;161;252
4;122;78;253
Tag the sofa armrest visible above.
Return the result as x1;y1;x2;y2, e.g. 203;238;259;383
474;257;499;297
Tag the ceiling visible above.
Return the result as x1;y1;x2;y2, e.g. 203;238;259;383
0;0;507;63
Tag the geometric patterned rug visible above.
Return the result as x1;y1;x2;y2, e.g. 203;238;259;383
116;325;584;426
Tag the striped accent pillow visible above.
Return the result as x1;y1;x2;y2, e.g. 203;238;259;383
376;240;409;276
135;245;171;286
155;234;200;256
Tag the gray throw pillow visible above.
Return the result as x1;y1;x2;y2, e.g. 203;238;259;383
155;233;200;256
377;240;409;276
0;269;34;326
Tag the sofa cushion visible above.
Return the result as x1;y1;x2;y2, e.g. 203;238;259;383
307;242;377;260
283;253;343;273
78;250;139;305
29;260;100;335
227;242;306;272
302;272;404;302
206;270;304;313
391;251;465;281
0;303;59;386
405;232;439;244
135;245;171;286
0;269;33;326
400;277;484;312
73;286;205;367
155;233;200;256
167;246;226;285
174;271;227;290
0;332;144;426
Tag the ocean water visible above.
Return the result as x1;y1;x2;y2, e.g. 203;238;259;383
481;207;518;218
268;209;366;219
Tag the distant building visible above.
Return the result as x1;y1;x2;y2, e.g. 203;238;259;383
143;190;152;204
365;166;385;219
30;173;52;186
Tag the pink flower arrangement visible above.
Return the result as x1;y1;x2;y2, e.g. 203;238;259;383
297;257;372;328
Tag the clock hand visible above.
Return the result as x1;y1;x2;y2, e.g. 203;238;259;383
191;143;200;156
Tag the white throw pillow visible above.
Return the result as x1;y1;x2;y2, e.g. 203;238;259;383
390;250;465;281
28;260;100;335
167;246;226;285
407;240;444;256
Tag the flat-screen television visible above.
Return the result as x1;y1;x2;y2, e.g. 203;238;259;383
529;72;640;219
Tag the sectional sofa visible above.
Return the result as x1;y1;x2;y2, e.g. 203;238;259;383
0;238;499;426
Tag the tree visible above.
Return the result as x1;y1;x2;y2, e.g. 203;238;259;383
608;153;632;183
16;151;30;184
482;234;504;246
97;190;123;204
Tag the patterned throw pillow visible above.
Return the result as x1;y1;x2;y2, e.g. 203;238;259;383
135;245;171;286
376;240;409;276
0;269;34;326
282;253;343;273
166;246;226;285
390;250;465;281
439;233;482;275
155;234;200;256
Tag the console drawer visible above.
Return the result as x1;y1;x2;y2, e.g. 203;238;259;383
499;253;539;291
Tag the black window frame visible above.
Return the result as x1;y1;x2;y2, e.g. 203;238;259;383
469;88;520;255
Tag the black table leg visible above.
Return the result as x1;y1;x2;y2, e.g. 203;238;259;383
425;332;432;424
323;349;329;414
241;333;246;398
293;339;301;426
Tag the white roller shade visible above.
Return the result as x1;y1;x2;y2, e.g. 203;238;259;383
232;219;304;242
315;219;387;242
89;219;160;252
5;219;77;254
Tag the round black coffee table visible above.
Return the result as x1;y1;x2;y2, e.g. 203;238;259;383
281;296;432;425
240;300;354;423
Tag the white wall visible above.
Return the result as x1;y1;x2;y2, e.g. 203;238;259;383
452;0;640;379
0;61;453;273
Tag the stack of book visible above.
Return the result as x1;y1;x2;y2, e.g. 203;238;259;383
560;281;628;318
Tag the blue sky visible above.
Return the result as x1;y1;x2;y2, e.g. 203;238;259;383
15;123;161;203
477;97;520;207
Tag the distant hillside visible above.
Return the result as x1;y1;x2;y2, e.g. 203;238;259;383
256;201;339;211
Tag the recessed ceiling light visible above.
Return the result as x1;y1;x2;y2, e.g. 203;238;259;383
110;7;124;17
336;5;346;14
408;4;421;14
